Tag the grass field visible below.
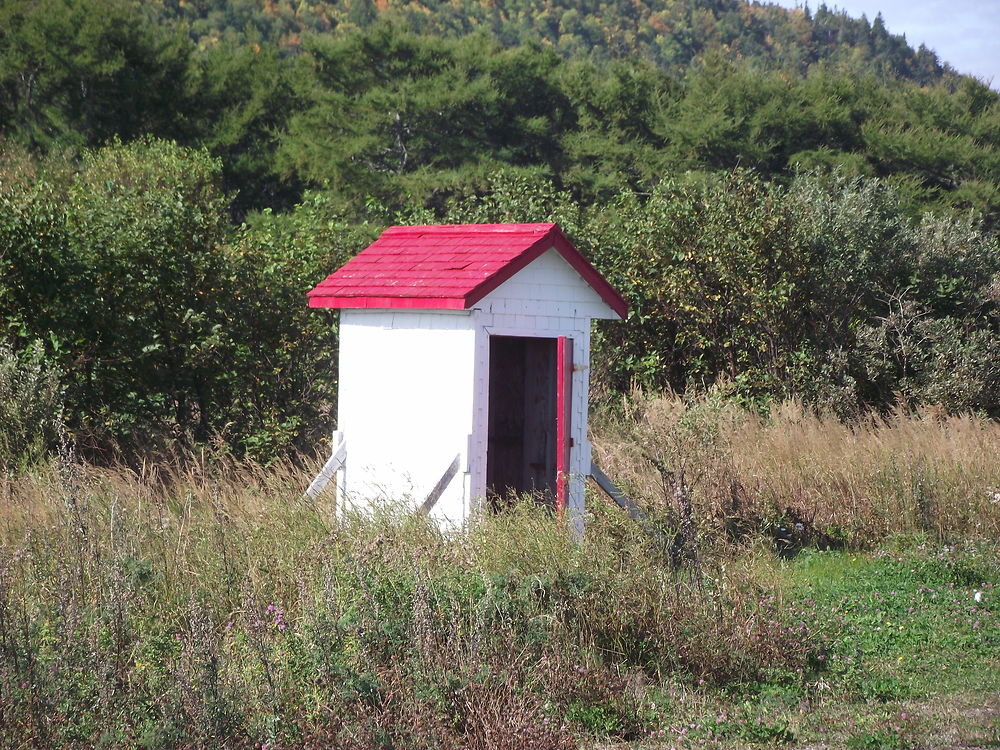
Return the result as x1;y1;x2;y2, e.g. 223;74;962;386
1;398;998;749
601;542;999;749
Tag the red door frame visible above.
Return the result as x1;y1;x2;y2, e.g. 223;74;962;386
555;336;573;513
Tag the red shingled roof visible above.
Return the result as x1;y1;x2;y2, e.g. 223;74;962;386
307;223;628;319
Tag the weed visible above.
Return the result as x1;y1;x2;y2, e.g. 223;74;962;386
2;400;999;748
846;728;911;749
593;393;1000;548
691;703;798;744
0;457;826;747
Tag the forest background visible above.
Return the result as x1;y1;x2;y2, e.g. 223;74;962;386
2;0;1000;464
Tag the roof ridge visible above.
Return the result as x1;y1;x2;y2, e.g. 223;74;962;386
382;223;556;234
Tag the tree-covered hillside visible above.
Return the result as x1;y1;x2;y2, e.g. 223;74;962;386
154;0;949;85
1;0;999;460
3;1;997;219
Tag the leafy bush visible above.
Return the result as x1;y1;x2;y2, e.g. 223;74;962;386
0;141;373;460
0;339;63;470
5;148;1000;461
436;168;1000;419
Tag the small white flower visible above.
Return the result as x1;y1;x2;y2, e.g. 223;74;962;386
974;590;983;603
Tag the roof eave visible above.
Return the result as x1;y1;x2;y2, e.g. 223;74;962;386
307;295;469;311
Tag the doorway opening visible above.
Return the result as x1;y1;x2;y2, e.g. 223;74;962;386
486;335;572;510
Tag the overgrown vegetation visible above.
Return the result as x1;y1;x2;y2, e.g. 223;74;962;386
593;393;1000;547
4;155;999;460
2;2;998;746
0;340;63;471
1;402;997;748
2;0;999;460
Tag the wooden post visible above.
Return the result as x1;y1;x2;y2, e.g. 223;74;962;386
304;434;347;499
589;459;665;544
417;454;462;516
555;336;573;513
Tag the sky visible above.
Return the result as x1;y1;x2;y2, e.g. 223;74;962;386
769;0;1000;88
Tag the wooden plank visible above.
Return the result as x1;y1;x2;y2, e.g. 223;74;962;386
417;453;462;516
589;460;665;543
304;437;347;499
487;335;526;500
523;337;556;495
589;461;642;519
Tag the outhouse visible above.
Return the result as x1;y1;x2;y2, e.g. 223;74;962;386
306;223;627;526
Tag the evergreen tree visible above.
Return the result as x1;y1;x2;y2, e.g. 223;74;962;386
0;0;194;149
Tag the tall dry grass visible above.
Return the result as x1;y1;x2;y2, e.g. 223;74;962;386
593;394;1000;547
0;447;820;749
2;399;998;747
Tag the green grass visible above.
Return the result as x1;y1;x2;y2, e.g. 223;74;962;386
798;542;999;697
3;407;1000;750
618;541;1000;749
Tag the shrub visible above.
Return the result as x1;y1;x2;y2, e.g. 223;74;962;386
0;339;63;470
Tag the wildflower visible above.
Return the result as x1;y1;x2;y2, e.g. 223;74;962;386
974;590;983;603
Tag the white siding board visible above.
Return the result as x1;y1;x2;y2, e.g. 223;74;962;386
476;248;619;321
480;298;613;319
470;323;491;506
337;308;475;524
